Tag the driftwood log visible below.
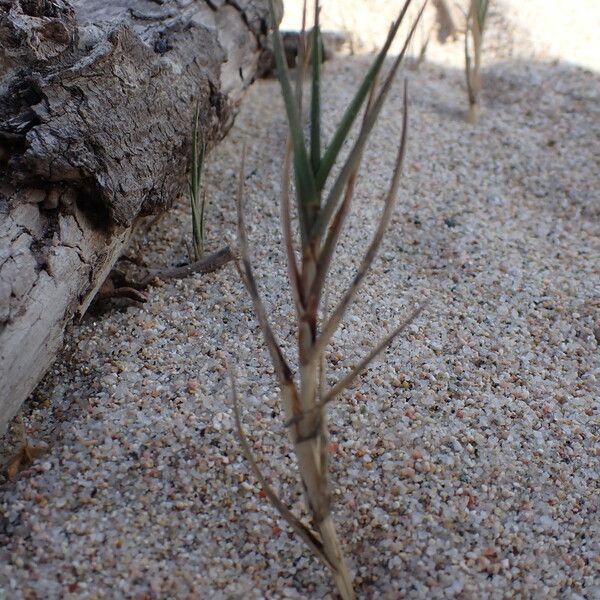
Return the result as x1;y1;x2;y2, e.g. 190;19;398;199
0;0;281;434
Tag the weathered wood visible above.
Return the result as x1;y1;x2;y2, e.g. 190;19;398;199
0;0;281;434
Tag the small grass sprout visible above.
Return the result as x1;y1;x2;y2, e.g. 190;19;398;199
231;1;427;598
189;106;207;261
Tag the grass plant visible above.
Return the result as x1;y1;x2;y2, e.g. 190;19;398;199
231;1;427;597
465;0;490;122
189;106;206;261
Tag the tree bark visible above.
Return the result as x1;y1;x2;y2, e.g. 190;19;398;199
0;0;281;434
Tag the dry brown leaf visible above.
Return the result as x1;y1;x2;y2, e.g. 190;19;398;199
4;444;48;479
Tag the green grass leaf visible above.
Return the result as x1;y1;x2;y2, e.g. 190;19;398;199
315;0;414;191
474;0;490;31
311;1;426;241
190;106;205;260
269;0;317;243
310;17;322;175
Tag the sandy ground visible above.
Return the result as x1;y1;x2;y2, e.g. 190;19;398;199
1;1;599;599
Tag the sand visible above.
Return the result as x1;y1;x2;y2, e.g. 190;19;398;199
1;1;599;598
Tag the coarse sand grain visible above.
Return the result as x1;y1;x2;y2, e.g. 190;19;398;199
1;1;599;598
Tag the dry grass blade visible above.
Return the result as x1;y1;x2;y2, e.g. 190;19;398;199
235;145;295;386
280;137;304;311
308;76;379;311
228;367;331;567
323;302;427;405
308;168;358;313
313;81;410;359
